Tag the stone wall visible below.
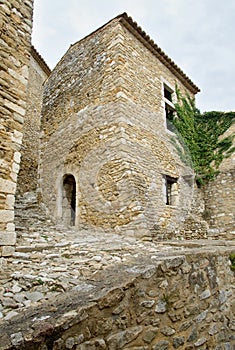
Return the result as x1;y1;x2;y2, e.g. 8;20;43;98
204;170;235;239
42;17;197;141
16;47;50;195
0;249;234;349
204;124;235;238
0;0;33;250
40;15;204;237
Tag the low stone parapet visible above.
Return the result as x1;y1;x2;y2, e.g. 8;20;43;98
0;243;234;349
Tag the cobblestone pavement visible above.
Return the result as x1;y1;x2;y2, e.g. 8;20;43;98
0;193;234;323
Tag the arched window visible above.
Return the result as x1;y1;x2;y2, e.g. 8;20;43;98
62;174;76;226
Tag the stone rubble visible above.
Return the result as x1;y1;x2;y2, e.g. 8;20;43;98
0;224;175;321
0;192;234;325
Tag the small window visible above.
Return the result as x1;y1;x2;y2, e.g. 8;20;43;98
165;104;175;131
165;175;178;206
163;83;175;131
164;86;173;102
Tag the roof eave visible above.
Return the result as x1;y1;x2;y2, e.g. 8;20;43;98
119;13;200;94
31;46;51;77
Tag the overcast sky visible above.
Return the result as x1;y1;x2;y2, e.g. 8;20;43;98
32;0;235;112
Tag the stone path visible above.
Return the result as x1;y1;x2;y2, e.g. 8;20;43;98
1;224;234;323
0;225;170;321
0;192;234;323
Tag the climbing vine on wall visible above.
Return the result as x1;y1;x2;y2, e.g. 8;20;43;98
173;88;235;184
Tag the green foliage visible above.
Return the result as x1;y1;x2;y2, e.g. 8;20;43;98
173;88;235;184
229;253;235;271
33;278;44;285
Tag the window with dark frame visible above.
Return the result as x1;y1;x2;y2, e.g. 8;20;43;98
165;175;178;206
163;84;175;131
164;86;172;102
165;104;175;131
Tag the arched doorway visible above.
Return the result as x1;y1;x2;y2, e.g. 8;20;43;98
62;174;76;226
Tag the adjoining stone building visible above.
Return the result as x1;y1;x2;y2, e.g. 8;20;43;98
204;123;235;238
0;0;34;252
17;46;51;196
40;13;204;238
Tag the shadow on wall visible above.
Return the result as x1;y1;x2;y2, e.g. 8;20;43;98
62;174;76;226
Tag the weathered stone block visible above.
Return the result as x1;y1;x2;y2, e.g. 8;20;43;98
98;288;125;309
155;300;167;314
0;179;16;194
10;332;24;347
160;326;176;336
194;337;207;347
4;100;26;116
2;245;15;256
143;327;158;343
0;209;14;222
173;336;185;348
199;289;211;300
107;326;143;349
6;223;15;233
0;231;16;245
13;151;21;164
152;340;170;350
5;194;15;209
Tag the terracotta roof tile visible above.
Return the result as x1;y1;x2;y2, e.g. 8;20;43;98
70;13;200;94
31;45;51;76
118;13;200;94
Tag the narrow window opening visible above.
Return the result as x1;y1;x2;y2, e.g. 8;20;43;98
164;86;172;102
163;83;175;131
165;175;178;206
62;174;76;226
165;104;175;131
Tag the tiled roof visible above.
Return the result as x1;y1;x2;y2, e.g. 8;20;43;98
75;13;200;94
31;45;51;76
118;13;200;94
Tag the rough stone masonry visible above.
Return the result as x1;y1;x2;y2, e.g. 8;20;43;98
40;14;204;238
0;3;235;349
0;224;235;349
0;0;33;252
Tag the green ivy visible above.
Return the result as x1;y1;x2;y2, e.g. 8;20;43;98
173;88;235;184
229;253;235;271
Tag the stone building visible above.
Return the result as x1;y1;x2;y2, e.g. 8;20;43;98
40;13;203;237
204;123;235;238
0;0;34;252
17;46;51;195
1;7;234;252
0;7;235;349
